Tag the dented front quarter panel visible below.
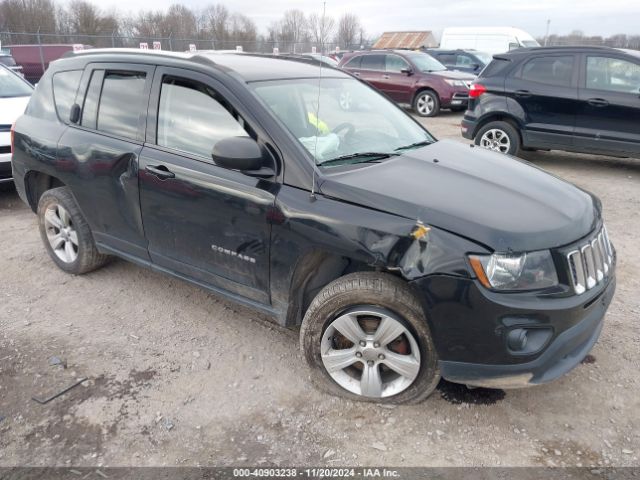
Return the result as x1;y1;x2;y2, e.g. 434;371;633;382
269;184;487;324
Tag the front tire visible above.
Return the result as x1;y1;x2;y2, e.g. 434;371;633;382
300;272;440;404
475;120;521;156
413;90;440;117
38;187;109;274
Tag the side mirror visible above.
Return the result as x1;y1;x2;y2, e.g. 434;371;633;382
400;67;413;76
212;136;272;177
472;63;481;71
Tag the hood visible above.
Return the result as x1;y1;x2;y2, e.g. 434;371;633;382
428;70;476;80
0;96;30;125
320;140;599;252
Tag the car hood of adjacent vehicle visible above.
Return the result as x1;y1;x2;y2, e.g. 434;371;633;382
0;96;30;125
319;139;599;252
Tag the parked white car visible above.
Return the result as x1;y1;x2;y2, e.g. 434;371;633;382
439;27;540;55
0;64;32;183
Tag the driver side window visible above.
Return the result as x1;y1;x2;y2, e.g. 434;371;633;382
157;76;249;160
385;55;409;73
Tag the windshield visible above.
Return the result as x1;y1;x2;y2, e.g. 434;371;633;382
521;40;540;48
252;77;434;166
0;66;32;97
404;52;447;72
475;51;493;65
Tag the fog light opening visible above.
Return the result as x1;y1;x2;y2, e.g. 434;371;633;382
507;328;528;351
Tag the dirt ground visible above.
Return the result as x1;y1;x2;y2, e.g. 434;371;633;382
1;112;639;468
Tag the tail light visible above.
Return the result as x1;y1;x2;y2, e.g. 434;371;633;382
10;123;15;154
469;83;487;99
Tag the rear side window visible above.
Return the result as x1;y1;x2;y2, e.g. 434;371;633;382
96;71;147;139
360;54;384;71
157;76;249;160
518;56;574;87
479;58;511;78
52;70;82;123
343;56;361;69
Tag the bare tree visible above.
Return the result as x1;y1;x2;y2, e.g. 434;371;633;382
228;13;257;49
280;9;307;47
335;13;360;48
0;0;57;37
307;11;335;48
61;0;118;37
199;4;230;46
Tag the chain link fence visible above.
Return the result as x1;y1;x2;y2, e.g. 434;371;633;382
1;30;367;82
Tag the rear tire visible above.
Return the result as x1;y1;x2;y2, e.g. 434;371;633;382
300;272;440;404
413;90;440;117
474;120;521;156
38;187;109;274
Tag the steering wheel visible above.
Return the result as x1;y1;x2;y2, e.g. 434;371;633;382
332;122;355;139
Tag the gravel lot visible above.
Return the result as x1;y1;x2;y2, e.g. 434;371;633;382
1;112;639;468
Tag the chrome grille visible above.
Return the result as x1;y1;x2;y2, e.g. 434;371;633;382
567;226;613;295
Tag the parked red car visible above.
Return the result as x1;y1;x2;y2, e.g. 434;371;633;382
6;44;91;84
339;50;475;117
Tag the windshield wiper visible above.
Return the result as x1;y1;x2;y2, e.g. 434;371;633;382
394;140;432;152
319;152;399;166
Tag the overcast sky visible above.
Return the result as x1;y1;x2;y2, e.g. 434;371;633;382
94;0;640;38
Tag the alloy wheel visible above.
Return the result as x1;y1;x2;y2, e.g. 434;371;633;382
44;204;78;264
416;94;435;115
339;91;352;110
479;128;511;153
320;307;421;398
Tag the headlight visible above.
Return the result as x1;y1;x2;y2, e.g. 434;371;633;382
444;79;468;87
469;250;558;291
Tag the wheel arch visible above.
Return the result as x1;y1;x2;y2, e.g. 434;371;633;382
24;170;67;213
284;249;405;327
471;113;523;141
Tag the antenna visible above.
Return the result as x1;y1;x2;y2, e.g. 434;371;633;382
310;1;326;202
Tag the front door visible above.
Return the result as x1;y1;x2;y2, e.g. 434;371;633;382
505;54;578;148
378;54;414;103
575;54;640;156
138;67;276;304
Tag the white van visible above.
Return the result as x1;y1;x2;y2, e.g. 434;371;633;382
439;27;540;55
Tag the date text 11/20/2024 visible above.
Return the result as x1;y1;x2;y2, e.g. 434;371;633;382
232;468;400;478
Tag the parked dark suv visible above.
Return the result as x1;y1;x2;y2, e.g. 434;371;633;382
425;49;492;74
462;46;640;157
12;50;615;404
339;50;475;116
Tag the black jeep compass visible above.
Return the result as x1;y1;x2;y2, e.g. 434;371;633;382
11;50;616;404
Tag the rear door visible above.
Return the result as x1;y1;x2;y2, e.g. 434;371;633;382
505;54;578;148
575;53;640;155
356;54;386;92
56;62;154;260
138;66;276;304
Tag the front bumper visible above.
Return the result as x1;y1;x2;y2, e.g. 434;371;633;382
442;90;469;108
0;152;12;183
411;272;616;389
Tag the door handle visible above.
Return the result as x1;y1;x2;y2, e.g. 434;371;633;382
383;74;390;79
587;98;609;107
353;72;360;77
514;89;532;98
145;165;175;180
